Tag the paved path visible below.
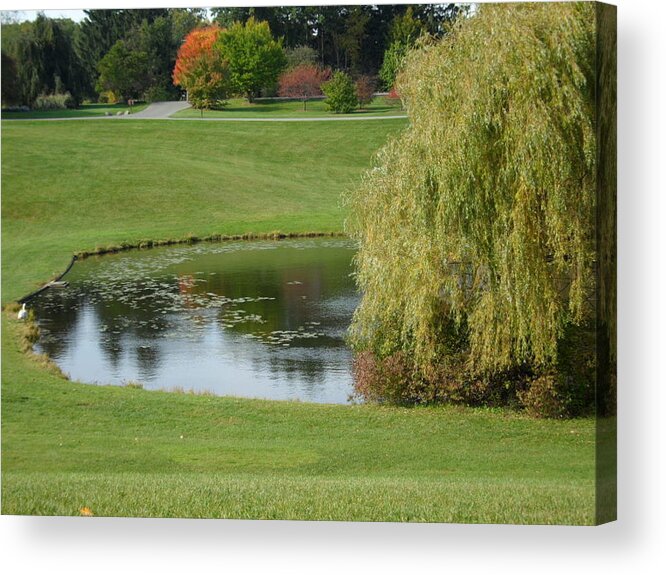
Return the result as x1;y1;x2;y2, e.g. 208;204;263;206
167;115;408;122
2;101;407;122
129;101;191;118
131;102;407;122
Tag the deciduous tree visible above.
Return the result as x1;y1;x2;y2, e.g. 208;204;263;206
277;64;330;110
346;3;603;414
378;8;426;91
322;70;357;114
216;17;286;102
355;75;375;109
173;25;231;108
96;40;150;102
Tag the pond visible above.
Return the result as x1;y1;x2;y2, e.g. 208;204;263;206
31;238;360;404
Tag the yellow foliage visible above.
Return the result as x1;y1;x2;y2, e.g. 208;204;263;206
346;3;603;378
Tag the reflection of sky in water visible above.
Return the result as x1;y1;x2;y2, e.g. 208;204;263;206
32;238;359;404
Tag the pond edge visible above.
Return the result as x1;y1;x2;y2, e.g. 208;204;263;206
15;230;346;304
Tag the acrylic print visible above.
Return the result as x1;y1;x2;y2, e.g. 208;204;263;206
1;2;616;524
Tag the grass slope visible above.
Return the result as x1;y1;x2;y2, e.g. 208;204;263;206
1;118;406;302
1;102;149;120
1;117;596;523
2;318;595;523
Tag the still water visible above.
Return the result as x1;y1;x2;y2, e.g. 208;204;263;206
32;238;359;404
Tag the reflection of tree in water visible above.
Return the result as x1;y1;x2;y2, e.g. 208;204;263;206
30;241;358;401
250;346;353;397
93;285;168;371
189;254;354;342
136;344;161;381
32;289;84;358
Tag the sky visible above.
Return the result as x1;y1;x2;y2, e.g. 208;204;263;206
0;2;217;23
3;9;87;22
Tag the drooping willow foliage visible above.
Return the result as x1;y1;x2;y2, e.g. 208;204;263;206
346;3;605;405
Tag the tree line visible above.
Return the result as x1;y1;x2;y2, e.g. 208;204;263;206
1;5;462;109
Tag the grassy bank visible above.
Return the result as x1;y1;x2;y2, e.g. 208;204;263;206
1;118;406;302
1;117;597;523
1;102;149;120
172;96;405;119
2;317;595;523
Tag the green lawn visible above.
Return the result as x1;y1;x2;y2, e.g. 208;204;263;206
1;118;406;302
1;117;598;523
2;317;595;523
1;102;149;120
172;96;406;118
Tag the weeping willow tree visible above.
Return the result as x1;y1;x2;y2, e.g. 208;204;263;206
346;2;613;415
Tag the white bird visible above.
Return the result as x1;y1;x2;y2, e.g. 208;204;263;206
17;303;27;320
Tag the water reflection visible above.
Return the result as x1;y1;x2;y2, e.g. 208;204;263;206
32;238;359;403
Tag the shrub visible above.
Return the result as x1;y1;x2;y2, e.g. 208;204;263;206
355;75;375;109
98;90;120;104
354;348;532;410
322;71;357;114
351;298;595;418
32;92;76;110
2;105;30;112
386;86;401;103
353;351;416;405
518;374;572;419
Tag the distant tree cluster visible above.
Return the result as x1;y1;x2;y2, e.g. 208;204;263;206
2;5;463;109
210;4;462;75
172;18;286;109
1;8;205;107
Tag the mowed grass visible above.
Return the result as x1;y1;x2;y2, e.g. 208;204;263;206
1;118;406;302
172;96;405;118
1;117;597;523
1;318;595;523
1;102;148;120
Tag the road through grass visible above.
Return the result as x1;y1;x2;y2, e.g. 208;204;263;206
1;117;597;523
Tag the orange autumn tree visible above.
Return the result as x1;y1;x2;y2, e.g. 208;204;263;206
173;26;231;109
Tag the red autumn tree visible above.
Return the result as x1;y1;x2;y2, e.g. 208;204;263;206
173;25;231;109
277;64;331;111
355;75;376;110
386;86;403;110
